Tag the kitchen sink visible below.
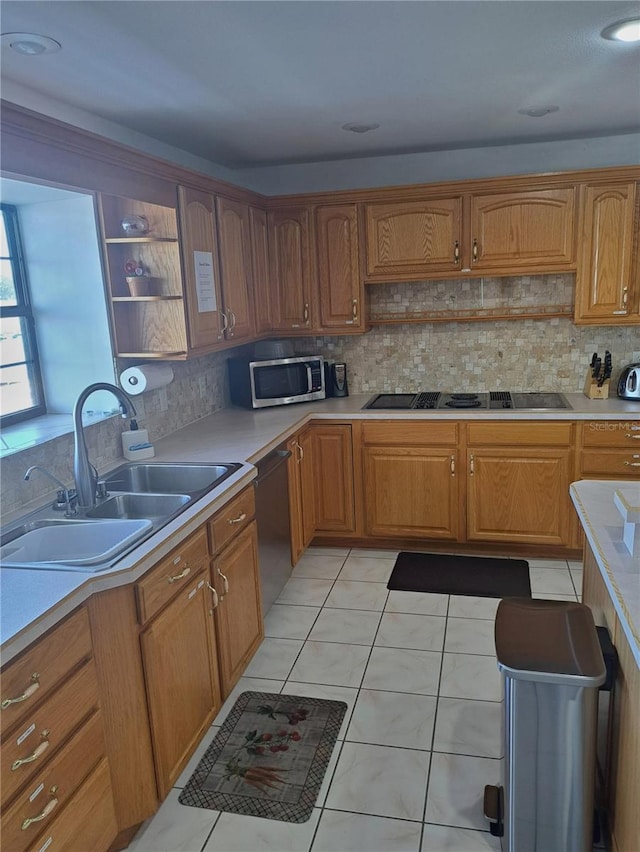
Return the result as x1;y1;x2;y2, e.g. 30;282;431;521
86;492;190;520
101;462;242;495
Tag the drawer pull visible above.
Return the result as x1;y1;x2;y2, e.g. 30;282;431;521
217;568;229;595
12;733;50;771
2;674;40;709
21;787;58;830
228;513;247;525
623;461;640;467
625;434;640;440
167;566;190;584
206;581;219;609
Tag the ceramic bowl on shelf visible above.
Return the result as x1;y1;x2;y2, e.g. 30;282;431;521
120;214;149;236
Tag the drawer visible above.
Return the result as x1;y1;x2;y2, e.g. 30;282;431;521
467;421;572;446
1;608;92;736
1;710;106;852
580;449;640;477
27;758;117;852
1;660;99;805
209;486;255;555
362;421;458;446
581;420;640;448
136;526;209;624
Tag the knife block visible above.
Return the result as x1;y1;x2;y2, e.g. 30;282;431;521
583;372;610;399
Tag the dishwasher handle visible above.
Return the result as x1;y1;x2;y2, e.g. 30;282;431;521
254;449;292;487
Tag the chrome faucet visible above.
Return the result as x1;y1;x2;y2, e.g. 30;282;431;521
24;465;77;517
73;382;136;508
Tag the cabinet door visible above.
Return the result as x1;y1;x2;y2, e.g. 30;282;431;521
268;206;314;330
363;446;459;540
177;186;226;350
316;204;364;331
249;206;272;334
213;522;263;697
140;572;221;798
467;448;572;545
216;196;254;341
311;424;356;533
574;182;637;323
287;429;315;564
364;198;462;279
469;188;576;271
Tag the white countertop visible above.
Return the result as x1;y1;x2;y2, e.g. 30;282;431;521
2;392;639;664
570;480;640;668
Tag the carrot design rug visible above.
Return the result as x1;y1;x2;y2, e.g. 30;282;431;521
179;691;347;823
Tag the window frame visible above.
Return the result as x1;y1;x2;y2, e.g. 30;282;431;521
0;203;46;426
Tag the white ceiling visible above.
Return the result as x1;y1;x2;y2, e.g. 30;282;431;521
1;1;640;169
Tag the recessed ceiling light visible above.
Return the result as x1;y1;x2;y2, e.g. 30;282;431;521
341;123;380;134
1;32;62;55
517;106;560;118
601;18;640;42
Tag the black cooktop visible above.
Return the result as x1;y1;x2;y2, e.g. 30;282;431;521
364;392;571;410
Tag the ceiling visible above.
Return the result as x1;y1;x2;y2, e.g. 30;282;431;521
1;1;639;169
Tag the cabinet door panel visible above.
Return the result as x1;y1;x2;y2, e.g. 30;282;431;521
178;186;225;350
268;207;313;330
365;198;461;278
216;197;254;341
363;447;459;539
470;188;576;270
249;207;272;334
467;449;572;545
316;205;363;330
312;425;355;533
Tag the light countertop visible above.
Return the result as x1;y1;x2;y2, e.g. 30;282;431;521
570;480;640;668
2;393;639;664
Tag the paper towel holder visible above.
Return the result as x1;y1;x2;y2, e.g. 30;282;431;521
119;363;174;395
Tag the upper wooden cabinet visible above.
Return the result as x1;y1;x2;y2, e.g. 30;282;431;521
268;205;315;331
364;197;462;279
574;182;638;324
215;196;255;342
468;187;576;271
249;206;272;334
315;204;365;331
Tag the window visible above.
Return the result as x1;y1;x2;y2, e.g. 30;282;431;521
0;204;45;425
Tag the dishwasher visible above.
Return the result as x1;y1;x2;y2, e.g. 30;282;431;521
254;445;293;615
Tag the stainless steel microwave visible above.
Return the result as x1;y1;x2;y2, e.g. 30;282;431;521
227;355;325;409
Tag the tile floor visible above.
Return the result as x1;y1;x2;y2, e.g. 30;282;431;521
127;547;584;852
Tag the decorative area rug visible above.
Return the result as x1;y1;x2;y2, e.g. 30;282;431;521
179;691;347;823
387;552;531;599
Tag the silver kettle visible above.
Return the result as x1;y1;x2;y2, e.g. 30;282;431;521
617;362;640;400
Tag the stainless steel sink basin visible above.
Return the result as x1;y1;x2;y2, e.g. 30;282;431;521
101;462;242;495
86;492;190;520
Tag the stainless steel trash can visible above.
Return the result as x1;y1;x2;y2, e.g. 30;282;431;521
491;598;606;852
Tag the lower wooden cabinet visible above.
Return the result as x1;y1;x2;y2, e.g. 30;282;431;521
311;424;356;534
288;427;316;564
577;419;640;480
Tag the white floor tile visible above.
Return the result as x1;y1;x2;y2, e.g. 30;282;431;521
421;823;501;851
212;678;285;726
292;552;347;579
570;569;583;596
375;612;446;652
280;682;359;741
174;726;220;788
313;810;422;852
304;546;350;557
444;618;496;656
339;554;396;583
532;592;577;601
203;808;321;851
243;637;304;680
425;752;502;831
288;640;371;687
433;697;503;759
325;741;430;821
127;788;219;852
348;547;400;560
529;566;576;596
347;689;437;750
439;654;502;702
447;596;500;620
324;580;389;611
385;590;449;616
277;578;335;606
308;608;381;645
264;604;321;640
527;558;569;570
362;646;441;695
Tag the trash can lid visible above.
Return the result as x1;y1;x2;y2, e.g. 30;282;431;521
495;598;606;686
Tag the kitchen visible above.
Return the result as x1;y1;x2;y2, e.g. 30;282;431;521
1;2;640;851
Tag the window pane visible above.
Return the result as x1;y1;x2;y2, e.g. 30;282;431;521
0;316;29;366
0;259;17;306
0;215;10;257
0;363;38;417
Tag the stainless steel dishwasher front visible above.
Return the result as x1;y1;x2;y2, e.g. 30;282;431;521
254;446;292;614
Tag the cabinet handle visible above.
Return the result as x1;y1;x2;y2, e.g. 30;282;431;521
622;286;628;307
167;565;190;584
206;581;219;609
450;455;455;476
2;674;40;709
220;311;229;333
628;425;640;431
625;434;640;440
472;239;479;262
228;512;247;525
352;298;358;319
217;568;229;595
21;787;58;830
453;241;460;264
623;461;640;467
296;440;304;462
11;732;50;771
303;303;309;324
469;454;474;475
228;308;236;333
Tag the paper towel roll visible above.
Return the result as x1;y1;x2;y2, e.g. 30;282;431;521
119;364;174;395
